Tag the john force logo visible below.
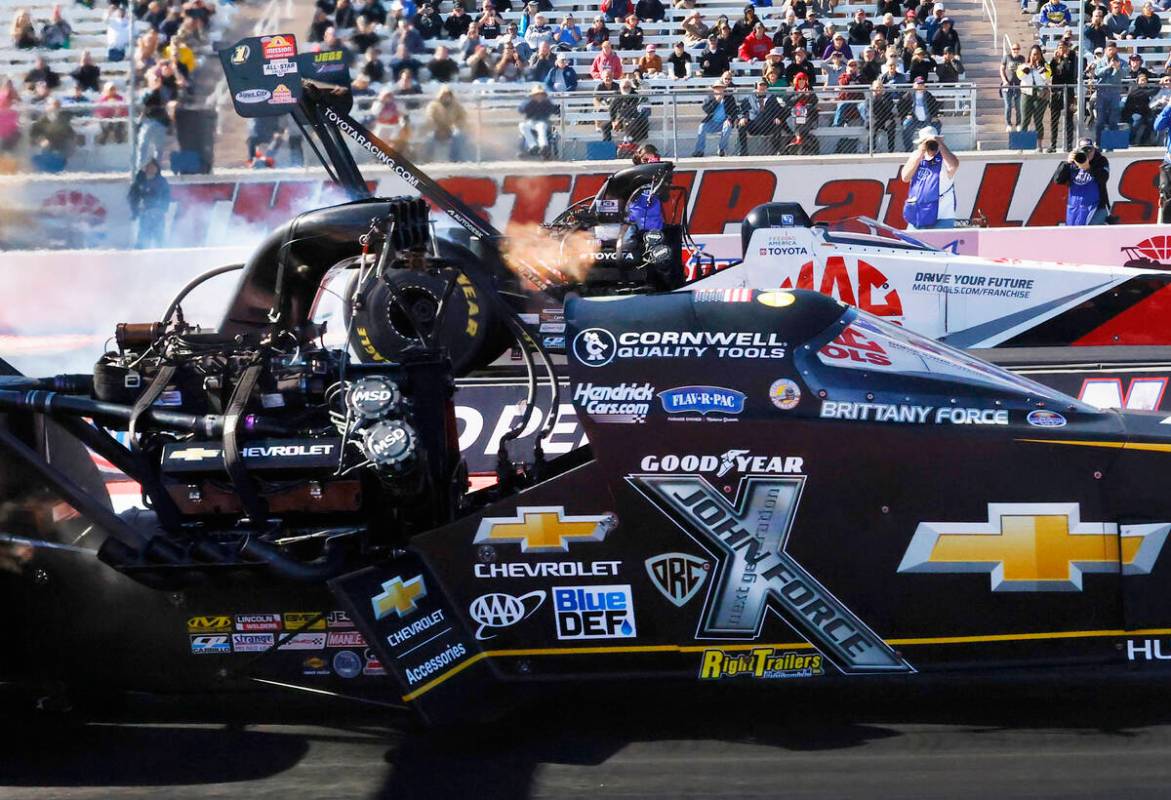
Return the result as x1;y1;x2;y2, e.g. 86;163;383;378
629;474;912;674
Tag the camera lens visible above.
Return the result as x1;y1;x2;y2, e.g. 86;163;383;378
1074;151;1088;164
926;141;939;152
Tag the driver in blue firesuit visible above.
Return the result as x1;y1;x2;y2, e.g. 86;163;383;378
622;144;665;250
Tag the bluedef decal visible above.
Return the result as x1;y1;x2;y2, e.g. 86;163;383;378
553;585;637;640
629;475;912;674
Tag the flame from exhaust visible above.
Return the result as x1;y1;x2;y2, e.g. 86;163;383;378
499;222;601;289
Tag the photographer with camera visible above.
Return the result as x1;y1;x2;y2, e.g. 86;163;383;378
900;126;959;229
1052;137;1111;225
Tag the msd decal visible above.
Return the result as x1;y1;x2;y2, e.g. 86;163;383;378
780;256;904;320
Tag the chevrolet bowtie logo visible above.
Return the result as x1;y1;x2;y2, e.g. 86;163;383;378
371;574;426;620
168;447;221;461
473;506;613;553
899;503;1171;591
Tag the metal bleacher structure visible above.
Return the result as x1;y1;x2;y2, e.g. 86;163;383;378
0;0;233;171
343;0;981;161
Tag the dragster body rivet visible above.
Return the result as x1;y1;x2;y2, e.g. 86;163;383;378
516;659;532;674
601;513;619;532
477;545;496;563
168;592;185;607
881;506;890;514
33;569;49;585
1094;471;1103;480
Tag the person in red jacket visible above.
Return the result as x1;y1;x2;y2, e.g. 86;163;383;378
591;39;623;78
738;21;772;60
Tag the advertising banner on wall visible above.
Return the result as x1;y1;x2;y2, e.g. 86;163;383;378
2;150;1168;251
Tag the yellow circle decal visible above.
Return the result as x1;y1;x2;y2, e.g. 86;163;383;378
756;291;796;308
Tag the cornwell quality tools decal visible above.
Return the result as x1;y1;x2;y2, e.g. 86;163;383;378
473;506;615;553
899;503;1171;591
629;475;912;674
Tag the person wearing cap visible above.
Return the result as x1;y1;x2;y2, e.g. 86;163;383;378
737;78;785;154
935;46;964;81
413;2;444;40
899;76;941;149
552;14;583;48
636;42;663;75
1053;137;1111;224
785;46;818;85
543;51;579;90
1001;40;1025;131
930;17;959;55
781;28;808;59
833;58;866;126
517;83;557;157
859;45;881;81
682;11;708;46
1094;41;1123;144
1046;39;1076;152
691;81;740;156
900;126;958;228
765;46;786;74
699;34;731;75
822;49;847;85
524;13;555;48
610;77;650;149
731;4;760;49
799;9;825;39
586;15;611;47
822;30;852;60
635;0;666;23
1132;0;1162;35
847;8;873;45
444;3;472;39
666;40;693;77
1127;51;1152;79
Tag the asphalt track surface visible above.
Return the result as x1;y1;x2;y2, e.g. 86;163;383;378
5;679;1171;800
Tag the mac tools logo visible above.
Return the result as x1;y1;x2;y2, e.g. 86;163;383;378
628;474;911;674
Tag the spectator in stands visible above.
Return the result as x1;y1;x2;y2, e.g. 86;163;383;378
781;28;807;59
466;42;495;79
308;9;332;42
906;46;935;81
935;46;963;80
823;31;851;60
813;23;836;58
1094;40;1123;143
544;51;579;89
526;14;554;48
527;39;556;79
922;5;944;42
592;39;624;77
674;0;697;9
501;22;532;59
636;0;666;22
1001;41;1024;131
478;5;503;38
636;43;663;74
1053;136;1110;224
619;14;644;50
388;18;423;53
1105;0;1132;37
134;29;160;76
764;45;785;73
360;46;386;82
730;5;759;48
24;56;60;91
393;68;423;101
555;14;583;48
899;76;940;149
96;81;126;144
445;3;472;38
1132;0;1162;36
1124;70;1157;142
390;42;423;79
413;2;443;39
518;83;556;156
698;32;729;74
823;49;846;83
420;46;456;83
610;77;649;153
1018;44;1050;149
859;45;881;80
785;45;817;83
799;9;825;40
874;12;899;42
335;0;357;28
30;96;74;169
848;9;873;45
1084;8;1109;51
183;0;214;37
66;50;101;95
594;66;619;137
713;18;736;55
900;126;957;227
785;71;819;152
870;78;898;150
691;81;738;156
1128;51;1151;78
1036;0;1072;27
1048;39;1076;152
771;9;797;42
371;88;403;137
105;7;129;61
128;158;169;245
681;10;707;45
494;40;525;80
931;18;959;55
0;79;19;152
602;0;631;23
423;84;467;160
739;21;772;60
736;78;784;153
60;80;88;112
165;35;196;77
143;0;169;31
136;69;171;169
667;40;692;76
11;9;37;49
586;14;611;47
833;58;866;125
351;73;376;98
877;0;901;16
458;21;483;59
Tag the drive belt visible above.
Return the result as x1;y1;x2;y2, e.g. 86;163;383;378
128;364;176;451
222;363;269;523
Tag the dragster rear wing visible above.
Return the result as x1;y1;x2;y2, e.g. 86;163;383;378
218;34;503;243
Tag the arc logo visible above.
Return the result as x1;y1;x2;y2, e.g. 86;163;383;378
781;256;903;319
371;575;427;620
1078;377;1168;411
468;590;546;640
474;506;614;553
899;503;1171;591
645;552;710;607
630;474;911;674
